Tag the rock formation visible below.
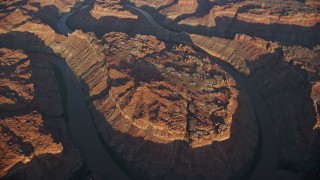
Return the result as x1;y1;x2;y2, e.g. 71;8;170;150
56;30;109;98
283;45;320;131
160;0;198;20
0;48;82;179
189;33;320;178
90;0;138;20
1;0;320;179
129;0;174;8
133;0;320;47
56;30;258;179
27;0;85;12
67;1;143;36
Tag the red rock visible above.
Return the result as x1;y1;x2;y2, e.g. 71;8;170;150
160;0;198;20
0;48;81;178
59;30;258;179
90;0;138;20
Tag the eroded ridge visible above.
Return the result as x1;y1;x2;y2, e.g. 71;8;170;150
60;30;258;179
0;48;81;179
102;32;239;147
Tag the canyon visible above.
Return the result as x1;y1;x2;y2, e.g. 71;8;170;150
0;48;82;179
0;0;319;179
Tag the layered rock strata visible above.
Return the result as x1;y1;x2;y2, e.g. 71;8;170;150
129;0;174;8
0;48;82;179
160;0;198;20
57;30;258;179
90;0;138;20
67;1;143;36
27;0;85;13
283;45;320;130
189;33;320;178
132;0;320;47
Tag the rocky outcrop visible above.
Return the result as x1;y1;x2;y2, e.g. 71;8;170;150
0;2;66;53
67;2;144;36
129;0;174;9
28;0;85;13
0;48;82;179
59;30;258;179
189;33;320;178
0;0;86;33
101;32;242;147
181;1;320;27
1;0;319;178
311;82;320;130
0;22;65;53
283;45;320;75
305;0;320;8
0;9;30;33
283;45;320;131
136;0;320;47
189;33;280;75
179;2;239;28
55;30;109;98
160;0;198;20
90;0;138;20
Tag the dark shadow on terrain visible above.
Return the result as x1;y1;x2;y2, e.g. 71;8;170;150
0;0;26;13
86;88;259;180
65;4;194;47
20;2;88;34
173;0;215;22
157;0;178;11
122;1;320;48
63;2;320;177
244;50;320;176
0;31;261;179
0;31;55;53
36;5;60;31
189;41;319;178
0;32;84;179
0;124;34;156
66;6;146;37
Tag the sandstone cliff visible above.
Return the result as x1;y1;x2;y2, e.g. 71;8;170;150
136;0;320;47
57;30;258;179
283;45;320;131
67;2;143;36
55;30;109;98
28;0;85;12
0;48;82;179
189;33;320;178
129;0;174;8
160;0;198;20
1;0;319;178
90;0;138;20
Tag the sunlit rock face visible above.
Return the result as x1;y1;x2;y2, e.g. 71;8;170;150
0;49;81;179
102;32;240;147
27;0;85;12
1;0;319;179
160;0;199;20
129;0;174;8
134;0;320;47
90;0;138;19
60;30;258;179
190;29;320;179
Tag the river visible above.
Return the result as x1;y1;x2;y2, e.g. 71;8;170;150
126;4;278;180
56;6;130;180
57;3;278;180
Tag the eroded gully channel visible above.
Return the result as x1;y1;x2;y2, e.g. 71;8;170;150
55;3;278;180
